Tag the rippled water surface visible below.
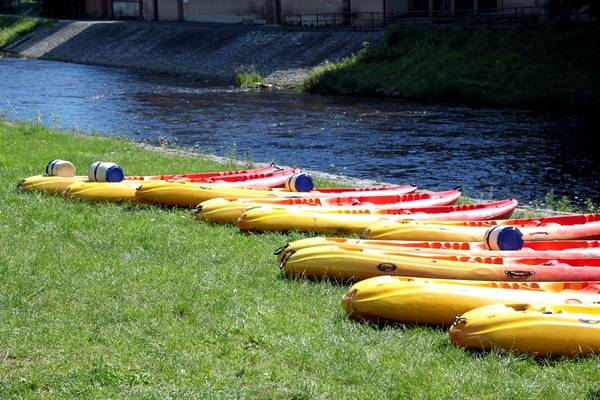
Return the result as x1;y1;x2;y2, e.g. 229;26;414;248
1;57;597;204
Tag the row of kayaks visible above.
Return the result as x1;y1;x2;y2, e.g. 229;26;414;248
278;236;600;357
21;161;600;243
26;162;600;241
19;160;600;357
20;161;317;199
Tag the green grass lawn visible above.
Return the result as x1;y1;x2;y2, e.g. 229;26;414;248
0;15;49;48
1;121;600;399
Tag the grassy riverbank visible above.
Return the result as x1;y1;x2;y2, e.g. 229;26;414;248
303;25;600;116
0;15;49;48
1;121;600;398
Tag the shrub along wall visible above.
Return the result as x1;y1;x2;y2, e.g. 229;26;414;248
303;25;600;116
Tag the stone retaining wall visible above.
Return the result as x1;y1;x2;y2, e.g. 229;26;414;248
3;20;382;87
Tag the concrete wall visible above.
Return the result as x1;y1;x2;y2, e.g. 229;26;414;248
183;0;266;23
388;0;409;13
113;1;140;18
351;0;384;13
280;0;343;15
158;0;180;20
49;0;398;21
85;0;111;18
503;0;537;7
141;0;156;20
5;20;383;87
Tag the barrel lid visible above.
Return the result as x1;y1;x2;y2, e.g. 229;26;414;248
106;165;125;182
494;226;524;251
290;173;314;192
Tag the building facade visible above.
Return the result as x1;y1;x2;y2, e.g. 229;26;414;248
60;0;540;22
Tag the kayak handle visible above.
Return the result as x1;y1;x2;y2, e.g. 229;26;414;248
273;244;288;256
579;319;600;324
529;231;549;236
271;162;283;171
504;270;535;278
279;250;295;269
452;315;467;327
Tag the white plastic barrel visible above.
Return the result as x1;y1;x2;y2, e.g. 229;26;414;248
45;159;76;177
88;162;125;183
285;173;314;192
484;226;524;251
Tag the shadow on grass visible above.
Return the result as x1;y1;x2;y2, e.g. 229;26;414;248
453;342;600;366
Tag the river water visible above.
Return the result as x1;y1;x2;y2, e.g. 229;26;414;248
1;57;597;205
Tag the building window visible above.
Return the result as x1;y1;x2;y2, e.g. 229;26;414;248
479;0;497;10
456;0;473;10
408;0;429;13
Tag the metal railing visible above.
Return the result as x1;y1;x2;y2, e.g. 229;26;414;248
283;6;596;31
283;12;388;32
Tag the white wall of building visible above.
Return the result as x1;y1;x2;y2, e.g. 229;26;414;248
280;0;343;15
183;0;266;23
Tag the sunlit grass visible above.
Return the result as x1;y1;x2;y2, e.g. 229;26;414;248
236;66;265;88
1;121;598;398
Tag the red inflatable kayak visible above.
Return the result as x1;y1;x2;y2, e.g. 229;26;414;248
197;189;464;224
136;182;418;208
236;199;516;234
370;199;516;218
287;185;418;197
363;213;600;242
127;163;283;182
449;213;600;240
199;167;301;188
279;245;600;282
275;239;600;262
238;189;460;207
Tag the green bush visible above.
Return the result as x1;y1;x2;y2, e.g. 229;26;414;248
236;66;265;88
0;15;49;48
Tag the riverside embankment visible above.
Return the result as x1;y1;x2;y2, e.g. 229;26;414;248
3;16;598;114
1;17;382;87
303;25;600;116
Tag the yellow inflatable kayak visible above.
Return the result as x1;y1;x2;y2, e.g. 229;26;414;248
342;276;600;325
236;200;517;234
60;167;303;203
196;190;463;224
279;245;600;282
449;303;600;357
363;213;600;241
64;181;143;202
274;237;600;263
237;206;392;234
18;175;87;195
17;163;282;196
137;182;419;208
135;181;289;207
